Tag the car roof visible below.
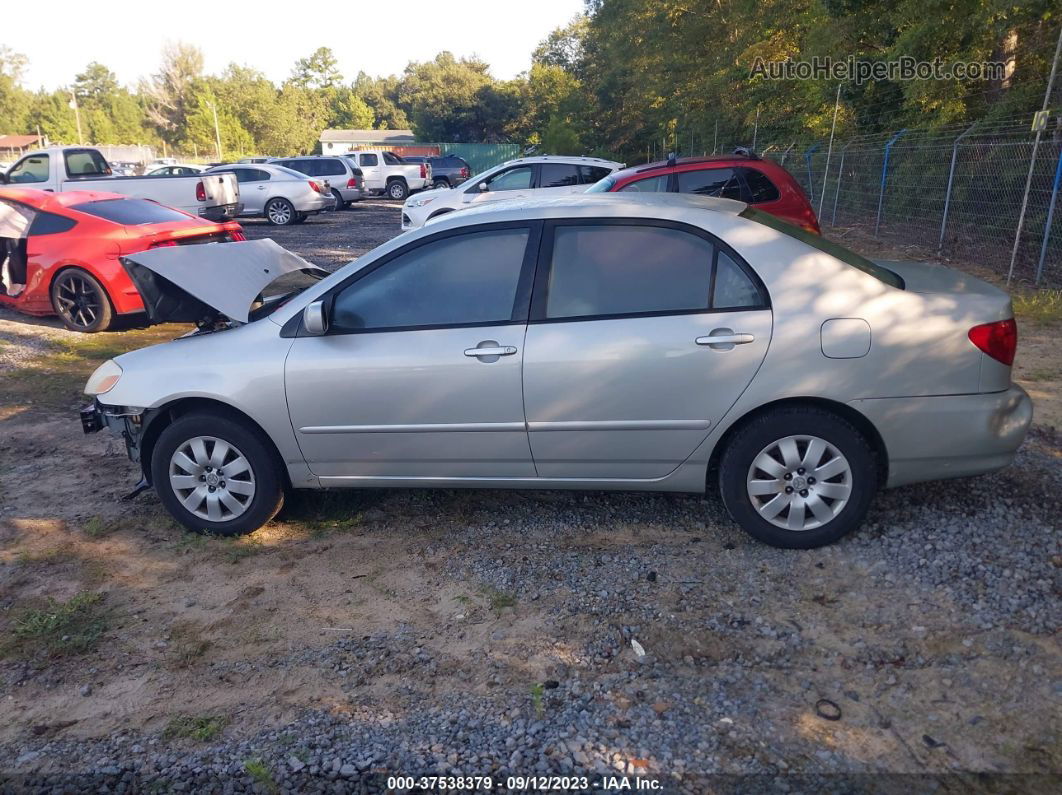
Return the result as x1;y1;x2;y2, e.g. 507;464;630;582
609;152;774;181
429;192;747;228
496;155;625;169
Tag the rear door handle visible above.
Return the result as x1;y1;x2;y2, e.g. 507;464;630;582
696;329;755;350
464;346;517;357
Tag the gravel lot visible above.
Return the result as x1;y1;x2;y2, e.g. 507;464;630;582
0;200;1058;793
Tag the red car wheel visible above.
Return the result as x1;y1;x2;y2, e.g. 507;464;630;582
50;268;114;333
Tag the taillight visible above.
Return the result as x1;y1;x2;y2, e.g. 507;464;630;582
230;229;246;241
461;167;469;178
968;318;1017;366
150;240;177;249
195;181;206;202
347;178;357;188
308;180;322;193
420;164;426;179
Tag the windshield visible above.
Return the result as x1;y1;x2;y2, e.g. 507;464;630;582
250;270;325;319
739;207;905;289
585;175;617;193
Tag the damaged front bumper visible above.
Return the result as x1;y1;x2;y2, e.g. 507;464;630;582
81;399;147;464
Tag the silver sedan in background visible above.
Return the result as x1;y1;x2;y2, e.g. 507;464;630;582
203;163;332;225
81;194;1032;548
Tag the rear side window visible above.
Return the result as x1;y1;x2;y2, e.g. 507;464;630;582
544;224;764;320
618;174;668;193
382;152;403;165
331;228;530;332
64;149;110;178
539;163;581;188
233;168;269;183
359;153;378;167
320;159;346;176
676;167;743;200
740;168;780;203
740;207;905;289
29;211;77;235
70;199;191;225
579;165;613;184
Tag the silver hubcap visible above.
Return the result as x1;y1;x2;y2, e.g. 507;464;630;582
267;201;292;224
746;435;852;531
389;184;403;198
169;435;255;522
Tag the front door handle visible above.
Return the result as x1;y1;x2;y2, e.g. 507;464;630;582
464;345;517;358
696;328;755;350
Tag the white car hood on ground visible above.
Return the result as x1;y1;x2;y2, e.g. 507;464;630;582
122;238;326;324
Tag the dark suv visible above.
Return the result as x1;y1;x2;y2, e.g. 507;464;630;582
402;155;472;189
588;150;820;233
270;156;364;209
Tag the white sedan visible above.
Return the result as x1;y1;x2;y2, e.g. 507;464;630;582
203;163;332;225
401;155;622;230
146;163;206;176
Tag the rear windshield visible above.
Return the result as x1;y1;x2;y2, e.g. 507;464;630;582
585;175;617;193
70;198;191;225
739;207;905;289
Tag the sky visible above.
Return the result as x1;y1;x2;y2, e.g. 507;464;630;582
5;0;585;90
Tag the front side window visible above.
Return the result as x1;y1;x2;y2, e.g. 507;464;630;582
330;227;530;332
359;153;379;167
544;224;765;320
676;167;743;200
8;155;49;184
64;149;110;179
617;174;668;193
539;163;581;188
482;166;532;192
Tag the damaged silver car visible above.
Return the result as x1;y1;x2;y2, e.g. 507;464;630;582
82;194;1032;548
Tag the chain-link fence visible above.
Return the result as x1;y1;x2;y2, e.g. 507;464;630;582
757;123;1062;287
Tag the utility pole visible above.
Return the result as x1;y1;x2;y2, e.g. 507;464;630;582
207;99;223;161
69;91;83;145
818;83;843;219
1007;23;1062;284
752;107;760;151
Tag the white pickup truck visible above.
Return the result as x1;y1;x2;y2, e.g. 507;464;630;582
343;150;431;200
0;146;241;221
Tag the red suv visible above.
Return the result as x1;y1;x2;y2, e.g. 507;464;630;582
587;150;821;233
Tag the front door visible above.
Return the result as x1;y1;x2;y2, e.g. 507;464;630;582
285;223;539;480
522;220;772;479
462;164;533;208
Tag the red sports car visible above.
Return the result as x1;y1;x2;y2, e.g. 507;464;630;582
0;187;244;332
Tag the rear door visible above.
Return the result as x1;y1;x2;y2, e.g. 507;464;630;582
535;162;584;197
521;220;772;479
673;167;745;200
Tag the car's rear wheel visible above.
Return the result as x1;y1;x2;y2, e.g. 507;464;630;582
719;406;877;549
265;197;296;225
50;268;114;333
293;212;308;224
432;178;450;190
151;412;284;536
330;188;347;210
386;179;409;200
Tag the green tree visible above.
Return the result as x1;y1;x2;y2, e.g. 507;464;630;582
541;114;581;154
291;47;342;90
352;72;409;129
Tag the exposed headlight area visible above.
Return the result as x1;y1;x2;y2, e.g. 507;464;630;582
84;359;123;395
406;196;436;208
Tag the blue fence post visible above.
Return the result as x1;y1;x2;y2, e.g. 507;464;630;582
938;124;977;253
803;143;820;204
1035;145;1062;285
831;141;853;227
875;129;906;237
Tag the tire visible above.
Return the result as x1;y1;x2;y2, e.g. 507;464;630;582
265;197;296;225
330;189;347;210
718;406;877;549
50;268;114;333
386;179;409;200
151;411;284;536
432;178;450;190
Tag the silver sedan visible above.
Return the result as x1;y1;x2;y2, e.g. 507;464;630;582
81;194;1032;548
203;163;332;225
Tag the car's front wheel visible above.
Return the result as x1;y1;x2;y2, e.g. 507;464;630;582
151;412;284;536
265;197;296;225
719;406;877;548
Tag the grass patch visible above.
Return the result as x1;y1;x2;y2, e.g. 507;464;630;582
83;516;135;538
1023;367;1060;382
220;536;264;564
483;587;517;613
168;621;211;667
3;592;106;658
1013;289;1062;327
3;324;187;411
162;714;227;742
289;490;367;537
14;546;71;566
243;758;278;793
530;682;545;716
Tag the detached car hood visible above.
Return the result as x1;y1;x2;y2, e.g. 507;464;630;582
122;238;327;325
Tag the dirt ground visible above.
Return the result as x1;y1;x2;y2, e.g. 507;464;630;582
0;202;1059;786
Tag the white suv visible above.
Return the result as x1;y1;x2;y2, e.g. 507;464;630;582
401;155;623;230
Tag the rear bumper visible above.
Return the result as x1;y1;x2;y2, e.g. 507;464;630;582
850;385;1033;488
199;203;242;221
339;187;362;202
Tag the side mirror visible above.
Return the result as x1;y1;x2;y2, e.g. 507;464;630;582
0;172;7;184
478;182;489;191
302;300;328;336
